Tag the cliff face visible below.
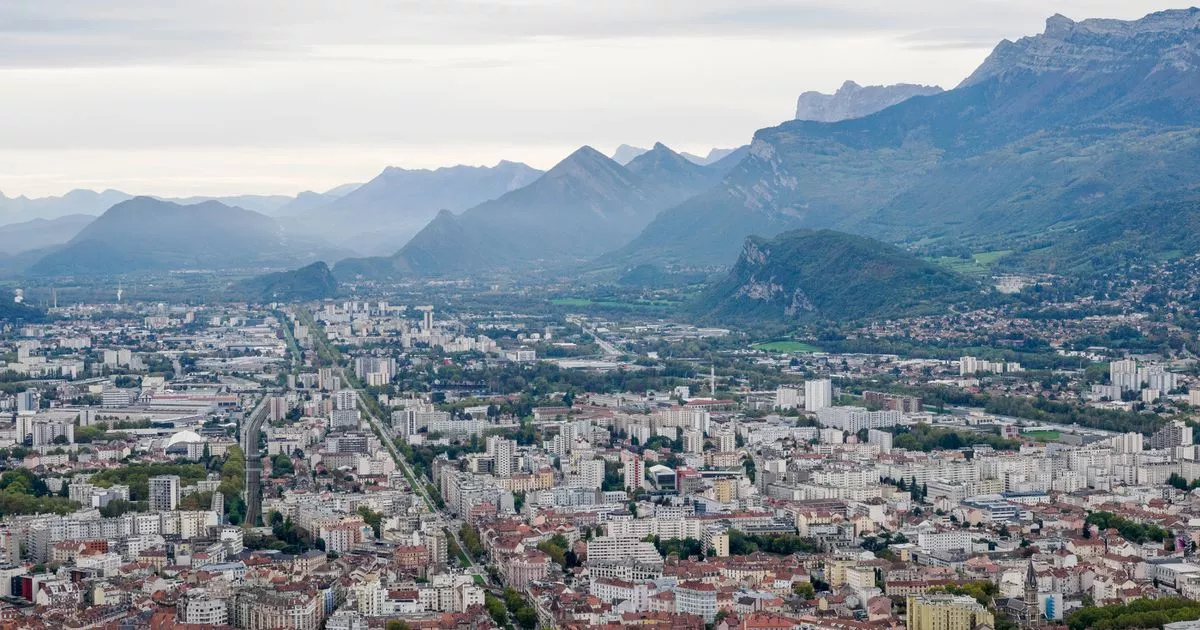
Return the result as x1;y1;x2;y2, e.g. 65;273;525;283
962;9;1200;87
795;81;943;122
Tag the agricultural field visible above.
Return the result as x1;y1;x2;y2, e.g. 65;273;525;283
753;340;823;353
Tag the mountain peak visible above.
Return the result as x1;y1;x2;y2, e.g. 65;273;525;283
627;143;694;175
568;145;606;159
1045;13;1076;35
548;146;624;177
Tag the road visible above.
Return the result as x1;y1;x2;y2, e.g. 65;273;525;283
571;316;620;359
301;309;488;583
343;369;486;580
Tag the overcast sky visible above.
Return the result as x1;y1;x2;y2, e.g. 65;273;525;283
0;0;1184;198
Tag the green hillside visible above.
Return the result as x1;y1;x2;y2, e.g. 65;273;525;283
694;229;977;323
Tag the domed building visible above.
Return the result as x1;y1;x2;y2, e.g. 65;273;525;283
164;429;208;459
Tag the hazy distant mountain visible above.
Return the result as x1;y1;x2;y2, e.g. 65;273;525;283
322;182;362;198
0;189;132;223
162;194;294;216
611;144;650;165
0;185;364;223
0;215;94;255
273;181;363;217
694;230;974;323
611;9;1200;268
288;162;542;255
28;197;344;275
274;191;341;217
336;144;729;279
795;81;943;122
681;147;749;166
626;143;727;206
231;261;338;302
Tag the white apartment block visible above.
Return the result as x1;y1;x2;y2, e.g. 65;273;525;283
805;379;832;412
817;407;903;433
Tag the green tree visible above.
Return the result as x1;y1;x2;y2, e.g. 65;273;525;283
515;606;538;629
357;506;384;538
459;523;486;559
485;593;509;626
536;534;577;569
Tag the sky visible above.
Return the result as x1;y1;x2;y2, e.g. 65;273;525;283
0;0;1186;198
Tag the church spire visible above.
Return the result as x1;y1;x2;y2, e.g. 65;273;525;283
1024;560;1041;628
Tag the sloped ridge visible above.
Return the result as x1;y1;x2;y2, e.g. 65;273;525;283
335;143;729;279
285;160;543;256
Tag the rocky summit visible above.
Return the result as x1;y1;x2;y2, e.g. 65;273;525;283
794;80;943;122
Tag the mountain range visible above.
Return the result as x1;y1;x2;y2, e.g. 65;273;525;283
285;161;543;256
0;183;362;258
794;80;944;122
12;7;1200;300
334;143;742;279
0;189;132;224
27;197;346;275
0;187;358;224
694;230;975;322
612;9;1200;268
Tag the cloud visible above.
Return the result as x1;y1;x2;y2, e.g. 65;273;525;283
0;0;1094;68
903;41;999;51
